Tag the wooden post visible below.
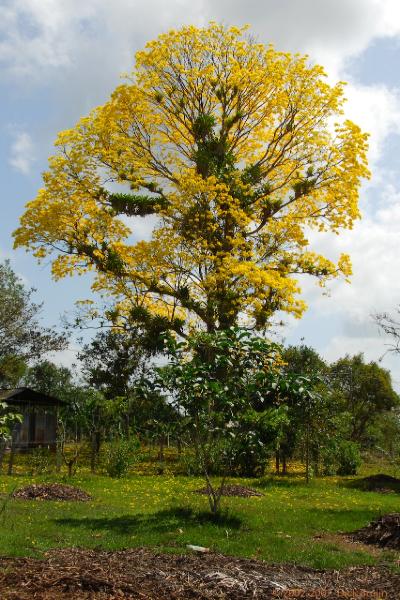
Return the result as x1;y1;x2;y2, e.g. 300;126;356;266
305;423;310;484
0;438;6;472
56;407;62;473
7;428;17;476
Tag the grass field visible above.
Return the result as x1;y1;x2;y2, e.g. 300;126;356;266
1;469;399;569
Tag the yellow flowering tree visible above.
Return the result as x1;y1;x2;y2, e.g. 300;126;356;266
14;23;369;335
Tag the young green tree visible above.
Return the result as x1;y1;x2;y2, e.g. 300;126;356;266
14;23;369;336
158;328;292;513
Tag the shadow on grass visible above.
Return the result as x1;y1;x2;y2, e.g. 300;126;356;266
55;506;243;535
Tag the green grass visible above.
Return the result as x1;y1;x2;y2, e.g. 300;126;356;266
0;471;399;569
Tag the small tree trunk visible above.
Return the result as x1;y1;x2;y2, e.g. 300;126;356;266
0;439;6;472
56;438;62;473
275;450;280;474
90;433;97;473
282;454;287;475
158;436;165;461
305;424;310;484
7;431;17;476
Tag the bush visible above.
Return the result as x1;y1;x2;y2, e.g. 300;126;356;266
319;437;362;476
106;438;140;478
336;440;362;475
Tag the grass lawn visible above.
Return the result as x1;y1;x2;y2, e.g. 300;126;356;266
0;471;399;569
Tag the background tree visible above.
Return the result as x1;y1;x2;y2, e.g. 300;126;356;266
78;329;153;400
375;308;400;354
0;260;67;386
78;329;171;442
14;23;369;337
23;360;75;399
276;346;365;477
329;354;399;447
275;345;328;474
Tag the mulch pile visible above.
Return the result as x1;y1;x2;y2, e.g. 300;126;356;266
349;474;400;494
194;484;263;497
0;547;399;599
353;513;400;550
12;483;91;502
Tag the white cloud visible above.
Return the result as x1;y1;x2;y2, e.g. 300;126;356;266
342;83;400;164
283;183;400;382
308;200;400;321
9;131;35;174
0;0;203;85
49;344;81;372
203;0;400;77
323;334;400;388
1;0;400;86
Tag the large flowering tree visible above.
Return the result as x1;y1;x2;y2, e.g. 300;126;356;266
14;23;369;335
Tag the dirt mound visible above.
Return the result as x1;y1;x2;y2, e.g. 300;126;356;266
349;473;400;493
0;547;399;599
12;483;91;502
194;484;263;498
352;513;400;550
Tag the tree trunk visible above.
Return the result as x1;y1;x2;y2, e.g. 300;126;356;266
305;424;310;484
90;432;97;473
282;453;287;475
7;431;17;476
0;439;5;472
158;436;165;461
275;450;280;474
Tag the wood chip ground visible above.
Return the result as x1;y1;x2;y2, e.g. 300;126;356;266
0;547;399;599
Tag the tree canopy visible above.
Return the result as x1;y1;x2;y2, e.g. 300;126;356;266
329;353;399;445
14;23;369;335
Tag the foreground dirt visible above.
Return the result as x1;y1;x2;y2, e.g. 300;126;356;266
0;547;398;599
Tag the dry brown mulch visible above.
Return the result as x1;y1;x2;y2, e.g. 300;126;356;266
353;513;400;550
0;548;399;599
194;484;263;497
12;483;91;502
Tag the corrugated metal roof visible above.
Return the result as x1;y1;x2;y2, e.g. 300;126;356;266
0;388;65;405
0;388;27;400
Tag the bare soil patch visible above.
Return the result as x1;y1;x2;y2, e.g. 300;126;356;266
194;484;263;497
353;513;400;550
12;483;91;502
0;547;399;599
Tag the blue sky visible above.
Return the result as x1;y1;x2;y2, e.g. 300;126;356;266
1;0;400;383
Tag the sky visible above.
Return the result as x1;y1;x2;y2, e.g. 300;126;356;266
1;0;400;383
